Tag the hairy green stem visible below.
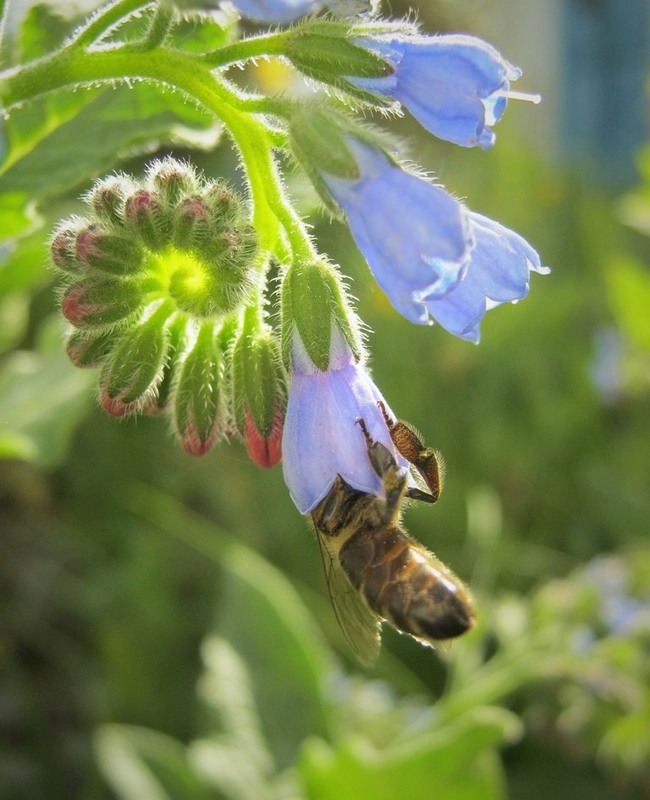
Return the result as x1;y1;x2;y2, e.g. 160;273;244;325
0;43;314;261
201;30;291;67
67;0;153;48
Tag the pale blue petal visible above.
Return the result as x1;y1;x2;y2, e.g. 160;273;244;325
423;211;545;342
282;330;409;513
321;139;472;321
351;34;521;149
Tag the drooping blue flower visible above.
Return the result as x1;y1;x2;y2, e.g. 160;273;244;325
421;212;549;343
320;137;474;323
319;139;547;342
282;324;409;514
229;0;321;23
350;34;539;149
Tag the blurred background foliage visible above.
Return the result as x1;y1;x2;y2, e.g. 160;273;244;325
1;1;649;799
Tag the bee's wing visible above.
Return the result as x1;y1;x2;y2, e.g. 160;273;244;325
316;529;381;667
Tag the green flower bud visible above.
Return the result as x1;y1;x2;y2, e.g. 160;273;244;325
65;329;119;369
85;174;134;227
147;157;199;209
100;303;173;416
231;324;286;468
203;180;245;227
60;278;144;330
281;258;362;371
172;322;226;455
76;224;145;276
173;196;211;249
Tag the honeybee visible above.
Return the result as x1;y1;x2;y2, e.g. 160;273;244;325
311;412;475;665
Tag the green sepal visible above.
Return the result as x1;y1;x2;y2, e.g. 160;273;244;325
172;321;225;454
286;28;392;80
231;323;286;436
146;315;188;414
288;105;399;217
100;303;173;409
281;259;362;372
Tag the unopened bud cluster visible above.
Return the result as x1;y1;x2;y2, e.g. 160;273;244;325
51;159;285;464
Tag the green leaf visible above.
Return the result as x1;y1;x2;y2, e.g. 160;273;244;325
189;637;276;800
0;317;93;465
0;191;40;240
0;226;51;294
299;706;519;800
212;533;332;770
94;724;212;800
2;82;218;204
606;255;650;350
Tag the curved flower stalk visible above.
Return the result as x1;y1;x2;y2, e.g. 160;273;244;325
349;33;540;149
282;324;408;513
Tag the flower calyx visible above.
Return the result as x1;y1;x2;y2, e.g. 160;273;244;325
281;257;363;373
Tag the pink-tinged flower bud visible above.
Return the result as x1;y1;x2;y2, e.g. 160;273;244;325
60;279;144;330
172;323;226;455
65;330;118;369
85;174;134;227
173;196;211;249
147;157;199;208
76;224;144;276
244;404;283;468
203;181;245;226
50;225;84;274
124;189;168;251
99;304;172;416
231;323;286;468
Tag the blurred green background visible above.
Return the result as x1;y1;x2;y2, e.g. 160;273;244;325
1;1;649;799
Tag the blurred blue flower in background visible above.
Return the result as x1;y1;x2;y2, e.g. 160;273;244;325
282;324;408;513
230;0;321;23
351;33;538;149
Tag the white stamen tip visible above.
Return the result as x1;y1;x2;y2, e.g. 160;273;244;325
505;90;542;104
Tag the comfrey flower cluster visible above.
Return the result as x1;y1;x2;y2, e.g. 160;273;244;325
32;0;547;513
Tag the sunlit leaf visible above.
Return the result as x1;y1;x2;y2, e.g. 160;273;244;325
299;706;519;800
606;256;650;350
0;318;93;465
94;724;212;800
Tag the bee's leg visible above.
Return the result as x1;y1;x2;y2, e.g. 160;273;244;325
406;486;436;504
377;400;442;503
355;416;406;522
